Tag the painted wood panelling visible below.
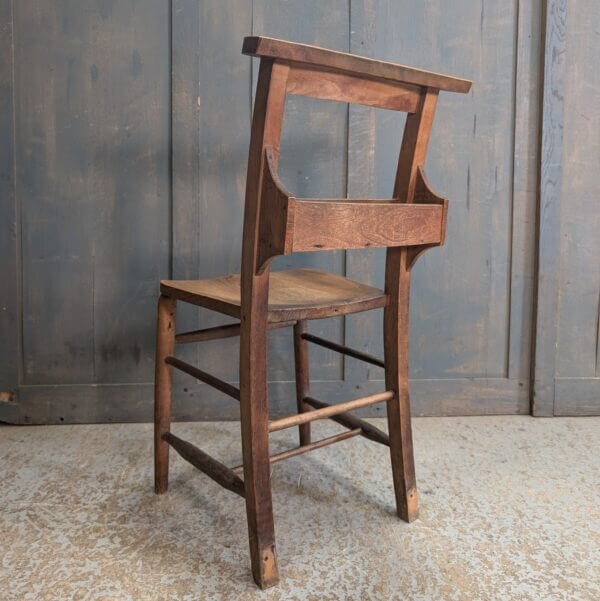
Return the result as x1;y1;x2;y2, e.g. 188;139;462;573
0;0;19;421
14;1;170;388
2;0;594;422
346;0;539;414
535;0;600;416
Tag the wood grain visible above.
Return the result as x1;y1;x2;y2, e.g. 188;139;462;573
154;295;176;494
164;432;245;497
533;0;568;416
238;58;287;589
286;62;420;111
243;36;472;93
291;199;444;252
293;320;311;445
160;268;387;323
232;428;361;472
165;355;241;401
0;0;18;403
268;390;394;432
303;397;390;446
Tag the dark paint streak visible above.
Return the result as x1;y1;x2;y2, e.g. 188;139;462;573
466;165;470;211
480;0;485;39
131;50;142;79
595;289;600;376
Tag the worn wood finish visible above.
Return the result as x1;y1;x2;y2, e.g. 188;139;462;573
237;58;288;589
153;34;469;588
286;63;420;112
293;320;311;445
291;200;443;252
175;320;296;344
165;356;241;401
268;390;395;433
302;333;385;369
258;124;447;268
232;428;361;473
154;295;176;494
303;397;390;446
243;36;472;93
383;89;438;523
163;432;246;497
161;268;388;323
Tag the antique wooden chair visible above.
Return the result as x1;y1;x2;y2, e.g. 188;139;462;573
154;36;471;589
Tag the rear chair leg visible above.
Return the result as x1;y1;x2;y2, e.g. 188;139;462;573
293;320;311;445
384;262;418;522
154;295;176;494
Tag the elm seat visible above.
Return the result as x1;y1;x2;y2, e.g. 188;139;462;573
160;268;388;323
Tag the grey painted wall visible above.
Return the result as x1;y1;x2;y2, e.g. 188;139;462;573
0;1;596;423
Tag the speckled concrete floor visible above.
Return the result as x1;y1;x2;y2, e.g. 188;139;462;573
1;416;599;601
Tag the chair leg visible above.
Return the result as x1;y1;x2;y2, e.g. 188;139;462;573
154;294;177;494
383;264;418;522
293;320;311;445
240;320;279;588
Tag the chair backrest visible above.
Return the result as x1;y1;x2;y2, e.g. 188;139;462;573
240;37;471;279
238;36;471;324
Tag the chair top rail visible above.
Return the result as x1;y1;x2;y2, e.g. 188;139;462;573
242;36;472;94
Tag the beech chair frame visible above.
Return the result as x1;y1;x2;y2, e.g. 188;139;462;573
153;36;471;589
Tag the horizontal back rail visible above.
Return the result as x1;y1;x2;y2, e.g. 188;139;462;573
243;36;472;94
290;199;444;252
286;62;420;112
257;148;448;270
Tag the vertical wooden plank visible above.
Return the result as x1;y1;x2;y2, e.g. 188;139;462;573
0;0;19;405
554;0;600;379
533;0;568;415
171;0;252;412
16;2;95;383
508;0;543;383
345;0;382;386
91;1;170;383
170;0;201;406
253;0;349;385
348;1;522;401
15;1;170;387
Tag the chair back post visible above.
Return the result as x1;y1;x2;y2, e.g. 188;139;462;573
238;56;289;587
382;86;440;521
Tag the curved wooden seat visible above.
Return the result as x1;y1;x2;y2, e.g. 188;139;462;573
161;268;387;322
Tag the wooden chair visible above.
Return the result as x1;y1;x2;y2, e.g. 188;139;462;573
154;36;471;589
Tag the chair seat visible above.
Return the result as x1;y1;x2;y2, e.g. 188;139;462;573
161;268;388;322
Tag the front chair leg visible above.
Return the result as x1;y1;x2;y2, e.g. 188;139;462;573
240;322;279;588
154;294;177;494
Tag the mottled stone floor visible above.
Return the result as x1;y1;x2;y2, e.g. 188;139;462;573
1;416;599;601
